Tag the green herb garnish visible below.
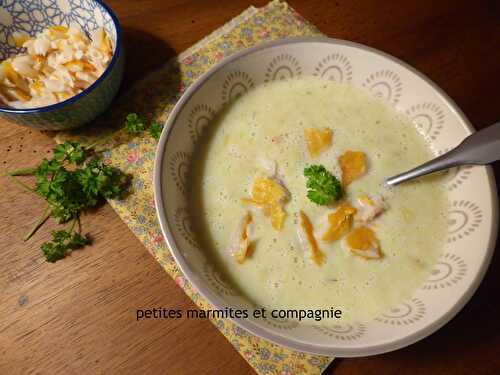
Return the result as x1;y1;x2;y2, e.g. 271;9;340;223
53;141;86;164
149;121;163;140
42;229;89;263
32;146;125;225
304;165;342;205
7;140;128;262
124;113;163;140
6;111;163;262
124;112;147;134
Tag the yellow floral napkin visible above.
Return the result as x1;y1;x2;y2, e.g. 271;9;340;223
57;1;334;373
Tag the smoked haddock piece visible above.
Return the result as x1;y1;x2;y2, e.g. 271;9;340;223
297;210;325;266
338;150;367;186
344;226;382;259
304;128;333;158
322;203;357;242
243;176;288;230
228;211;253;263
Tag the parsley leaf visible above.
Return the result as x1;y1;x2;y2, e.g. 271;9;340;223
76;158;125;202
124;113;147;134
53;141;86;165
34;165;87;223
304;165;342;205
34;158;62;178
149;122;163;140
42;229;89;263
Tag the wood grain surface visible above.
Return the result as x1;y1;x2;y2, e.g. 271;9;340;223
1;1;499;374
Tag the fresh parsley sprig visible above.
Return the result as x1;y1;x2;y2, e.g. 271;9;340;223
125;113;163;140
124;113;147;133
7;140;127;262
6;112;162;262
149;121;163;140
53;141;86;164
304;165;342;205
42;224;89;263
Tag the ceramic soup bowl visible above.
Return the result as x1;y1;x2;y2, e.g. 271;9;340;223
154;38;498;356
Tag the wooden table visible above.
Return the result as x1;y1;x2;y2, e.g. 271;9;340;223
1;1;499;374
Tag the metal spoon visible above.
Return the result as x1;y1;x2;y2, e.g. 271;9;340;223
386;121;500;186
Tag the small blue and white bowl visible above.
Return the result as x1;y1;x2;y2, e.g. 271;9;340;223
0;0;124;130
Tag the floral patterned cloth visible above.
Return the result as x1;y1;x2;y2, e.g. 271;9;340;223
57;1;333;373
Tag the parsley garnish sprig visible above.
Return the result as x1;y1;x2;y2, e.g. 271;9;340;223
149;121;163;140
5;112;162;262
6;140;127;262
125;113;163;140
304;165;342;205
42;219;89;263
124;113;147;133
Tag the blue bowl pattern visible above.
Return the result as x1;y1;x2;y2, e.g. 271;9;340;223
0;0;124;130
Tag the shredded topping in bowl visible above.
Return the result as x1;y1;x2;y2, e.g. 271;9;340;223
0;25;113;109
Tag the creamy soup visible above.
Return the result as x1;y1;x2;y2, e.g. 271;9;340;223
189;78;447;323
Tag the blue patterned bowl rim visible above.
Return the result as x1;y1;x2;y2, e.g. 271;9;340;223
0;0;121;114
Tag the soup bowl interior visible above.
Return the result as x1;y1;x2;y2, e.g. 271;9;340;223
154;38;497;356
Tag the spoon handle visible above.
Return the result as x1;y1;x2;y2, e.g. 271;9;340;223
386;121;500;186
